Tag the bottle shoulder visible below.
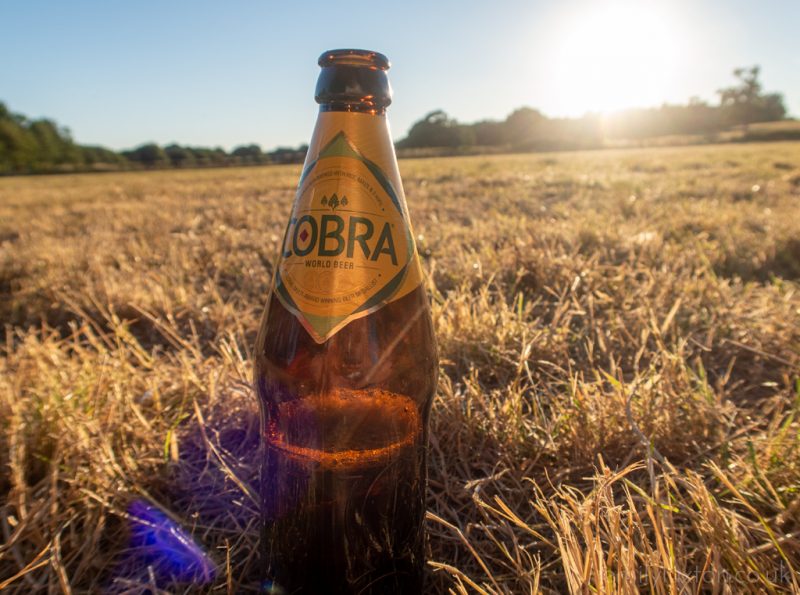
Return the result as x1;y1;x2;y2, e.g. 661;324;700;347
255;286;437;404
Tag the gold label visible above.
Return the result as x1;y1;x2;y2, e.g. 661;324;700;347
274;112;422;343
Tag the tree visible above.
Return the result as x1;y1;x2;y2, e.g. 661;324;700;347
398;110;476;148
123;143;168;167
231;143;264;164
29;119;73;166
0;104;89;172
504;108;547;146
717;66;787;129
164;144;196;168
0;119;36;172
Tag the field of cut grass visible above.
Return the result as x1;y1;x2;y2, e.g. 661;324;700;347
1;142;800;593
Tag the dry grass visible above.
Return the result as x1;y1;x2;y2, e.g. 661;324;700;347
1;142;800;593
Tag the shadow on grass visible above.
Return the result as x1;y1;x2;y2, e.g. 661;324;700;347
104;387;263;593
103;384;482;594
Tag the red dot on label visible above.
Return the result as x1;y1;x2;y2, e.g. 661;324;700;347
299;229;309;242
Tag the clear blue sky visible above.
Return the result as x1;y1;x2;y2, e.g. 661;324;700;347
2;0;798;151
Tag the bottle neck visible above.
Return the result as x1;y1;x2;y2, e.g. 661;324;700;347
305;109;394;163
315;52;392;116
319;103;387;116
302;109;400;207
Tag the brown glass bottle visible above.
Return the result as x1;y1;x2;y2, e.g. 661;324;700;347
254;49;437;594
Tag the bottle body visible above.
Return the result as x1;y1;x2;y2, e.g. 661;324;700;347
256;287;435;593
254;51;437;594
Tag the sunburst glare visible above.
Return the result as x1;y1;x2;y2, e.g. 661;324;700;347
545;1;689;114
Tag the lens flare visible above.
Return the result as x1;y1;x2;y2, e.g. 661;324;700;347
127;500;216;584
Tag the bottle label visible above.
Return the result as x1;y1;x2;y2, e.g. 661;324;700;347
274;112;423;343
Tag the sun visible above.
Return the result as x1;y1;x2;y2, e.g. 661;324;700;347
545;1;687;115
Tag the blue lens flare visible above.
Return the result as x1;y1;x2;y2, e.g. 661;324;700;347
127;499;216;584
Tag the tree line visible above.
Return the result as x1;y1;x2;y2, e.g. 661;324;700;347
398;66;789;151
120;143;308;169
0;103;128;174
0;66;791;175
0;105;308;175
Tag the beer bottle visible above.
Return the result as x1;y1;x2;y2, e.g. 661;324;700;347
254;49;438;594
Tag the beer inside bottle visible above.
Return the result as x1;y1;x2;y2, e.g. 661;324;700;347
254;49;438;594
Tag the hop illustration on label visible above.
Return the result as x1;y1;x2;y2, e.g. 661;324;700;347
321;193;348;210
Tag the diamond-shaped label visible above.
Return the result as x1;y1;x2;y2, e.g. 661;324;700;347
273;114;422;343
